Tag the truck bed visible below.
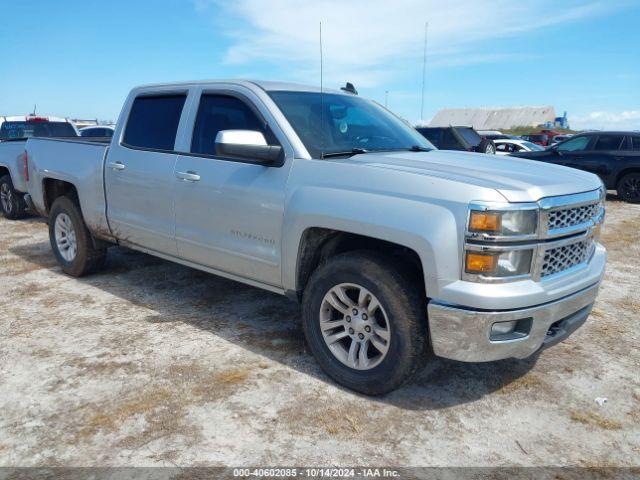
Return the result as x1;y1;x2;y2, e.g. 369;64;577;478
26;136;111;236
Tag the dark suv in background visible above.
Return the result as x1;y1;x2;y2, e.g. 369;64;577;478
510;131;640;203
416;126;496;154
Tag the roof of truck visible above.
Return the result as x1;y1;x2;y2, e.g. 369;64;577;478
136;79;346;95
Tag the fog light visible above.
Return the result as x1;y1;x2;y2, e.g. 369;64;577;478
490;318;533;341
491;320;517;336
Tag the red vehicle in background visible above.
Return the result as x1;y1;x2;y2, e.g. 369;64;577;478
521;129;561;147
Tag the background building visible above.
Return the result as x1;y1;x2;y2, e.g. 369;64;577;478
429;106;565;130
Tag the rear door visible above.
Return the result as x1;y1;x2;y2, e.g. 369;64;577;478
105;92;188;255
583;134;626;184
172;86;293;287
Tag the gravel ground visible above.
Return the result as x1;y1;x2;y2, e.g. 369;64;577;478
0;195;639;467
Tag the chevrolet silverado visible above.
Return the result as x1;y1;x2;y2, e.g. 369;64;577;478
23;80;606;394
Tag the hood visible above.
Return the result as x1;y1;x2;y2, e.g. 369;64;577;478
346;150;602;202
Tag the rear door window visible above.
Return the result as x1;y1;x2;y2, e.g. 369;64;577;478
593;135;625;151
190;94;270;156
440;129;460;149
455;127;481;147
632;137;640;151
123;95;187;151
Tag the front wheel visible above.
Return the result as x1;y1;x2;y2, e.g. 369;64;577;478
0;175;27;220
302;251;429;395
49;196;107;276
478;139;496;155
617;173;640;203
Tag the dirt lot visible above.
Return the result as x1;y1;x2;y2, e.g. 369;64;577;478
0;196;639;467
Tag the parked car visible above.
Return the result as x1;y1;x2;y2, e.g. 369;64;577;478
495;139;546;155
484;134;521;141
510;131;640;202
522;129;563;147
0;115;78;219
23;80;605;394
79;125;115;138
521;133;550;146
416;126;496;154
477;130;520;142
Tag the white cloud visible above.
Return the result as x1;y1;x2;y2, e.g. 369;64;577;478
196;0;614;86
572;111;640;131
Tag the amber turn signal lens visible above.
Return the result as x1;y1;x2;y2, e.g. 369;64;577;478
465;252;498;274
469;211;501;233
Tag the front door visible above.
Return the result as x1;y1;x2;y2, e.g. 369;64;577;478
105;93;187;256
554;135;593;170
173;91;291;287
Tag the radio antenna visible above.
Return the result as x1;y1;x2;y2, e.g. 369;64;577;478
319;21;325;158
420;21;429;124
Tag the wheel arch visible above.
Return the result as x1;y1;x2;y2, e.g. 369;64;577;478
42;178;80;215
292;227;427;301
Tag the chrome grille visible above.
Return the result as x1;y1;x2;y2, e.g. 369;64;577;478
547;202;600;231
542;238;594;277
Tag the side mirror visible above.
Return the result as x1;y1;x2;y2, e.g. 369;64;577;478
215;130;283;165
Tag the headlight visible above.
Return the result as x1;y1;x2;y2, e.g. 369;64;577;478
468;209;538;237
465;249;533;278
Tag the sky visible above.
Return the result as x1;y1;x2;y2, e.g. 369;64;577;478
1;0;639;130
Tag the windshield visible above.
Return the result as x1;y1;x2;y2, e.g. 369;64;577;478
0;121;77;140
268;91;434;158
522;141;545;151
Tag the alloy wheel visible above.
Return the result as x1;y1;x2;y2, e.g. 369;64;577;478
319;283;391;370
0;183;13;214
621;176;640;202
54;213;78;262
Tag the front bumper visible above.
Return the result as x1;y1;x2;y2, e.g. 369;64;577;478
427;282;600;362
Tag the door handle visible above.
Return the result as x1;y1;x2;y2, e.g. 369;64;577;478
176;171;201;182
108;161;126;171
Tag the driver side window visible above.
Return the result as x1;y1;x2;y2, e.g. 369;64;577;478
191;94;273;156
558;136;590;152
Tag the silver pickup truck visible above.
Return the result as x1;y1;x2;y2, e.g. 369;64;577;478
24;80;606;394
0;115;79;219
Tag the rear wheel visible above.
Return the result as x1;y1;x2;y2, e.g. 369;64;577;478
0;175;27;220
49;196;107;276
617;173;640;203
302;251;429;395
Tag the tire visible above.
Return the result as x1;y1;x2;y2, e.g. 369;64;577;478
48;196;107;277
0;175;27;220
478;139;496;155
617;173;640;203
301;251;429;395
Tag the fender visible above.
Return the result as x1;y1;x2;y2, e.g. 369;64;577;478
281;185;464;298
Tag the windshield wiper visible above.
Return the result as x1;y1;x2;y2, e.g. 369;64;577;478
321;148;368;159
408;145;431;152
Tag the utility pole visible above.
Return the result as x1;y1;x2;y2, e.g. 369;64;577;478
420;22;429;123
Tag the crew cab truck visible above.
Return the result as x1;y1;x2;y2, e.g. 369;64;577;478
0;115;79;219
24;80;607;395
